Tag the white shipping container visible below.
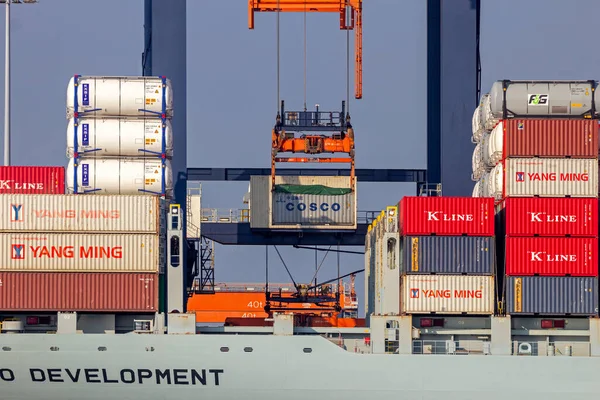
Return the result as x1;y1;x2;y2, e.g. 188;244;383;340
66;76;173;118
400;275;494;315
0;233;162;272
66;117;173;158
0;194;163;233
488;158;598;200
66;158;173;198
249;176;357;230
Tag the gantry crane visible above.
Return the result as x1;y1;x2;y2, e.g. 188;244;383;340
248;0;363;99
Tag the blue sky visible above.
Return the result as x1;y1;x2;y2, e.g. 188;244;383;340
0;0;598;317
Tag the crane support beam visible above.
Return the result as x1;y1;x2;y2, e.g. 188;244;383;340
186;168;426;183
248;0;363;99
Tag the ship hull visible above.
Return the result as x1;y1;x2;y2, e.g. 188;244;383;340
0;334;599;400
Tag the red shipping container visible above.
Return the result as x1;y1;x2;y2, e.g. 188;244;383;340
398;197;494;236
505;237;598;277
496;197;598;237
0;166;64;194
494;119;599;160
0;272;158;312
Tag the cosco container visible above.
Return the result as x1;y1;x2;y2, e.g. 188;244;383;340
0;166;64;194
496;197;597;237
0;272;159;312
484;80;599;129
66;158;173;197
0;194;165;233
486;119;598;165
399;197;494;236
0;233;163;272
66;76;173;118
401;236;495;275
504;237;598;277
400;275;494;315
488;158;598;200
67;117;174;158
505;276;598;316
249;175;357;230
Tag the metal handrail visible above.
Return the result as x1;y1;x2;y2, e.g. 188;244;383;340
199;208;379;224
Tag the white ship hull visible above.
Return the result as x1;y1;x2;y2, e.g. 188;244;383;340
0;333;599;400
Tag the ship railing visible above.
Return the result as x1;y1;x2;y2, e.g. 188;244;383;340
411;340;491;355
200;208;379;225
511;340;590;357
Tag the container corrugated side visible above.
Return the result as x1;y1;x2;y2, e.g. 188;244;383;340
502;119;599;159
398;197;494;236
504;158;598;198
0;233;162;272
495;197;598;237
505;276;598;316
0;167;64;194
400;275;494;314
0;194;162;233
0;272;158;312
505;237;598;277
249;175;357;230
401;236;495;275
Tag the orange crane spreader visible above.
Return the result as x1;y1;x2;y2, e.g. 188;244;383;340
248;0;363;99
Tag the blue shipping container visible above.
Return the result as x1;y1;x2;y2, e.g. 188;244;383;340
505;276;599;316
401;236;495;275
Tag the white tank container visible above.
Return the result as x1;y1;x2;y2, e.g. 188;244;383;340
484;80;600;128
66;76;173;118
480;132;496;168
471;94;488;143
487;121;504;166
472;179;483;197
471;141;485;181
488;163;503;201
66;117;173;158
66;158;173;197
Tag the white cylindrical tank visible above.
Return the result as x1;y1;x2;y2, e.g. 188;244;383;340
481;93;497;131
471;94;488;143
488;163;503;201
472;180;482;197
66;117;173;158
471;142;485;181
480;132;496;169
487;121;504;167
66;158;173;197
480;172;490;197
66;76;173;118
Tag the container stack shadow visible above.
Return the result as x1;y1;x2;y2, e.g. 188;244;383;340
472;80;600;317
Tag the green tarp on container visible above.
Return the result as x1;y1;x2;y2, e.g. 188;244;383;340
273;184;352;196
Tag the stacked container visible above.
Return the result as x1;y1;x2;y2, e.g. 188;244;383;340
472;80;600;316
65;75;174;197
365;197;496;318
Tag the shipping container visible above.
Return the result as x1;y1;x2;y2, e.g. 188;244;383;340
400;275;495;315
484;80;599;129
486;119;598;165
504;237;598;277
505;276;598;316
398;197;494;236
401;236;495;275
496;197;598;237
0;272;159;312
249;175;357;230
0;194;165;233
66;76;173;118
471;94;488;143
0;166;64;194
0;233;162;272
66;158;173;197
488;158;598;200
67;117;174;158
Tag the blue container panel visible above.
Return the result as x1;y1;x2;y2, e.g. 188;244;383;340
506;276;599;316
401;236;495;275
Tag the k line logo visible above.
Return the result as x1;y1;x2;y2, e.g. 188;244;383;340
528;94;548;105
410;288;419;298
10;204;22;222
11;244;24;260
516;172;525;182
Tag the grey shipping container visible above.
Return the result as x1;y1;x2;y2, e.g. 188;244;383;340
249;175;357;230
401;236;495;275
505;276;599;316
488;80;599;120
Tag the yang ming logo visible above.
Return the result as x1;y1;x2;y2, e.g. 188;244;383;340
410;288;419;298
528;94;548;105
11;244;24;260
516;172;525;182
10;204;22;222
